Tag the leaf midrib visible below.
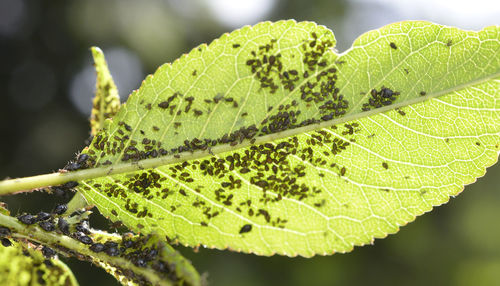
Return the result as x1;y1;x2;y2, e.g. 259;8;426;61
39;69;497;189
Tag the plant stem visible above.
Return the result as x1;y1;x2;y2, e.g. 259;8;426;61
0;211;171;286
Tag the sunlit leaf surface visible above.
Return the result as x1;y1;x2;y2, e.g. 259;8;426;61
77;21;500;256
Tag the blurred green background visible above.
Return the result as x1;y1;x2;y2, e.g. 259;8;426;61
0;0;499;285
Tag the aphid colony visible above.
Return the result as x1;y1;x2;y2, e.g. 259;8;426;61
81;31;352;171
361;87;400;111
245;33;349;134
85;234;184;285
12;197;184;285
50;180;79;198
63;153;90;171
80;120;362;235
71;32;381;237
16;203;94;246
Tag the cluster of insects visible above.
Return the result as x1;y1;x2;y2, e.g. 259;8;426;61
8;192;186;285
63;153;90;171
361;87;400;111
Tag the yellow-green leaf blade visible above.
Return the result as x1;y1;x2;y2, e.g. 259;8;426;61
77;21;500;257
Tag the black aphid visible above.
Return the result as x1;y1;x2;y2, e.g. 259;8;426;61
1;238;12;247
105;246;120;256
0;227;11;237
39;221;56;232
104;241;118;248
134;258;147;267
62;181;78;189
153;261;167;273
145;249;158;261
122;240;134;249
53;204;68;215
58;218;70;235
75;232;93;245
104;241;120;256
36;212;52;222
75;222;91;234
89;243;105;253
18;214;37;225
239;224;252;234
77;154;89;164
340;167;346;176
64;162;81;171
390;42;397;49
381;88;393;98
42;246;56;258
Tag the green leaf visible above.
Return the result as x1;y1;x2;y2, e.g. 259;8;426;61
90;46;121;136
0;241;78;286
77;20;500;257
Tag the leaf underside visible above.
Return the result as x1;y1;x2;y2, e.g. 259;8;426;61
77;20;500;257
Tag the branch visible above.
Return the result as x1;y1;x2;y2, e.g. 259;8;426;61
0;211;200;286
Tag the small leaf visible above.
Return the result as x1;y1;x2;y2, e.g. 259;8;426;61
90;47;121;135
0;240;78;286
77;21;500;257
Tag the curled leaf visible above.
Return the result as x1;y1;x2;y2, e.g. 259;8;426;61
90;47;121;135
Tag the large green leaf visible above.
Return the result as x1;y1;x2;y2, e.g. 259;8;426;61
77;20;500;257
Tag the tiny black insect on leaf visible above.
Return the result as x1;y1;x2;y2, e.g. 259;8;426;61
105;245;120;256
145;249;158;261
53;204;68;215
0;227;11;237
122;240;134;248
75;232;93;245
134;258;147;267
62;181;78;189
42;246;56;258
239;224;252;234
64;162;81;171
1;238;12;247
58;218;70;235
36;212;52;222
89;243;105;253
77;154;89;164
18;214;37;225
390;42;397;49
39;221;56;232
